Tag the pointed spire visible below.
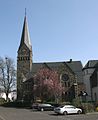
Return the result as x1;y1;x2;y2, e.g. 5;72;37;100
25;8;26;17
20;10;32;50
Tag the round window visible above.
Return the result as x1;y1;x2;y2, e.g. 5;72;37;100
62;74;69;82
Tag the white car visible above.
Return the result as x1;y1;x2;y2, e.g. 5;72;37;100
54;105;82;115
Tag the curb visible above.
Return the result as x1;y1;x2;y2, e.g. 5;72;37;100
86;112;98;115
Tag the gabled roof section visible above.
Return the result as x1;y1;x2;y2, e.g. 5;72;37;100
66;61;83;82
66;61;83;72
19;16;32;50
83;60;98;70
31;60;83;82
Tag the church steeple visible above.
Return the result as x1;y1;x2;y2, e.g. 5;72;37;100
17;13;33;100
19;15;32;50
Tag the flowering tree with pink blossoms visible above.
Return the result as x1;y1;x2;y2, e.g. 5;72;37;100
34;68;63;103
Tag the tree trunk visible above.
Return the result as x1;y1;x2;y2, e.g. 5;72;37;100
6;93;9;102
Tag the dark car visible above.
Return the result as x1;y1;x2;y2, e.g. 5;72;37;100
32;103;39;110
32;103;54;111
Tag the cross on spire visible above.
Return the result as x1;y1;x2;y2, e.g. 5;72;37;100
25;8;26;17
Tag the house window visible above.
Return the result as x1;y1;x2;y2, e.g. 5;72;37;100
64;82;67;87
65;92;67;95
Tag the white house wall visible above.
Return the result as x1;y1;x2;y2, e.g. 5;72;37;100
0;92;17;101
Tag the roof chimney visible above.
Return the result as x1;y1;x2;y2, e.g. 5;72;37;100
70;59;72;62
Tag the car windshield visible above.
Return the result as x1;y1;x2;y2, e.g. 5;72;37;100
59;105;65;108
65;107;75;109
39;104;52;107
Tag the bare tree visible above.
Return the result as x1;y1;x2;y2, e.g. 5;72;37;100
0;57;16;101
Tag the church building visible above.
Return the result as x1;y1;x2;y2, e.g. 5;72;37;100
17;15;84;102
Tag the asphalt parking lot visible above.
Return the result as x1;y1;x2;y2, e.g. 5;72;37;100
0;107;98;120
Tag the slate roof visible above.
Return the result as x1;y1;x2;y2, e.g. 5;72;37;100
83;60;98;70
32;60;83;82
66;61;83;83
91;62;98;72
19;16;32;50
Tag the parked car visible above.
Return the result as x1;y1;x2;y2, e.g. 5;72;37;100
32;103;54;111
54;105;82;115
32;103;39;110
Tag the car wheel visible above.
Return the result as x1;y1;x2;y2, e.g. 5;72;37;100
77;110;81;114
63;111;67;115
40;108;44;111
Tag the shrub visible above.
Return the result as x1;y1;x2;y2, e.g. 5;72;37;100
2;100;31;108
0;98;6;105
95;106;98;112
81;103;94;113
72;98;94;113
72;97;82;107
60;101;71;105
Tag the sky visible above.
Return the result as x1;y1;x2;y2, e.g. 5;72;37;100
0;0;98;66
